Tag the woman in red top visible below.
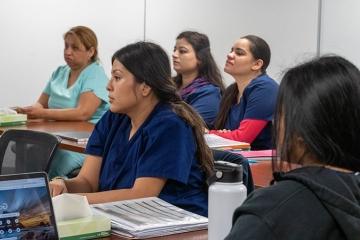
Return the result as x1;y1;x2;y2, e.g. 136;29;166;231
210;35;278;150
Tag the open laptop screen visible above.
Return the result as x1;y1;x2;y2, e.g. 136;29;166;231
0;172;58;240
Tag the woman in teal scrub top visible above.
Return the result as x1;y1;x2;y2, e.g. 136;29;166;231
18;26;109;178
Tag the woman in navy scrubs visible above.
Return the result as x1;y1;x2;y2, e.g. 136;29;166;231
50;41;213;217
210;35;278;150
172;31;225;129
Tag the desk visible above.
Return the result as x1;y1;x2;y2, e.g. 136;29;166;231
0;120;274;187
0;120;94;153
0;121;272;239
0;121;274;187
250;161;273;188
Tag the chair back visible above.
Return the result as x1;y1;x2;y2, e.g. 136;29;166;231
0;129;60;174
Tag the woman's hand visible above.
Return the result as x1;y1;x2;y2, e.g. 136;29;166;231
215;129;231;133
19;105;45;119
49;179;68;197
206;129;230;134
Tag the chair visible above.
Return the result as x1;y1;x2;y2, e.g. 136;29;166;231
0;129;60;175
212;149;255;193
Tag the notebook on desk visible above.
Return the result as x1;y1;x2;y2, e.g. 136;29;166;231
0;113;27;127
204;133;250;150
0;172;59;239
229;149;274;163
54;131;91;143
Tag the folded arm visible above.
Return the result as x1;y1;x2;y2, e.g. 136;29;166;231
209;119;268;143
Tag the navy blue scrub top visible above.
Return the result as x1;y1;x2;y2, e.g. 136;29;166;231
181;82;221;129
225;74;278;150
85;103;208;216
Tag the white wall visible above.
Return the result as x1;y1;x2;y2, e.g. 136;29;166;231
0;0;344;107
146;0;319;85
320;0;360;66
0;0;144;107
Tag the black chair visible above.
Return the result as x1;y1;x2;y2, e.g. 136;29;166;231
212;149;255;193
0;129;60;174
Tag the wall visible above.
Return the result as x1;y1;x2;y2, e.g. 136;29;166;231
146;0;319;85
320;0;360;66
0;0;328;107
0;0;144;106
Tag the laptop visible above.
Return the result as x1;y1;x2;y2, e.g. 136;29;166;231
0;172;59;239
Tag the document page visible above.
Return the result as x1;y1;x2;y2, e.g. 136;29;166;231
204;133;250;150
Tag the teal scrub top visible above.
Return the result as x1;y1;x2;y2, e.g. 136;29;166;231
43;62;109;123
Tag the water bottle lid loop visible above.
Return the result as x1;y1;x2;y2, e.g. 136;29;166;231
215;171;223;179
210;161;243;183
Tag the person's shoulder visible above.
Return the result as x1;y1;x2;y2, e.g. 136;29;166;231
99;110;127;124
200;82;221;91
83;61;106;75
251;74;278;86
191;83;221;98
146;103;190;131
239;180;307;217
153;104;184;123
51;65;69;78
246;74;278;94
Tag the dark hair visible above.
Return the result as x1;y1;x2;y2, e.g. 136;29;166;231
173;31;225;93
273;55;360;172
64;26;99;62
214;35;271;129
112;41;213;177
243;35;271;74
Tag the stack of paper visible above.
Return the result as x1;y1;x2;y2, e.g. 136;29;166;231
0;113;27;126
91;197;208;239
204;133;250;150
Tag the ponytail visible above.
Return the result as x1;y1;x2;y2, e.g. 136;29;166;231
214;83;238;129
170;101;214;178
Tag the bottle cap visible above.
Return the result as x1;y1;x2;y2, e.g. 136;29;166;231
207;161;243;184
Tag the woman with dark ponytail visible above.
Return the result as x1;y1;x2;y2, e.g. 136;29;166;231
211;35;278;150
50;41;213;217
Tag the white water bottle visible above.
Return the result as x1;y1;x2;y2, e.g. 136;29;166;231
208;161;247;240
